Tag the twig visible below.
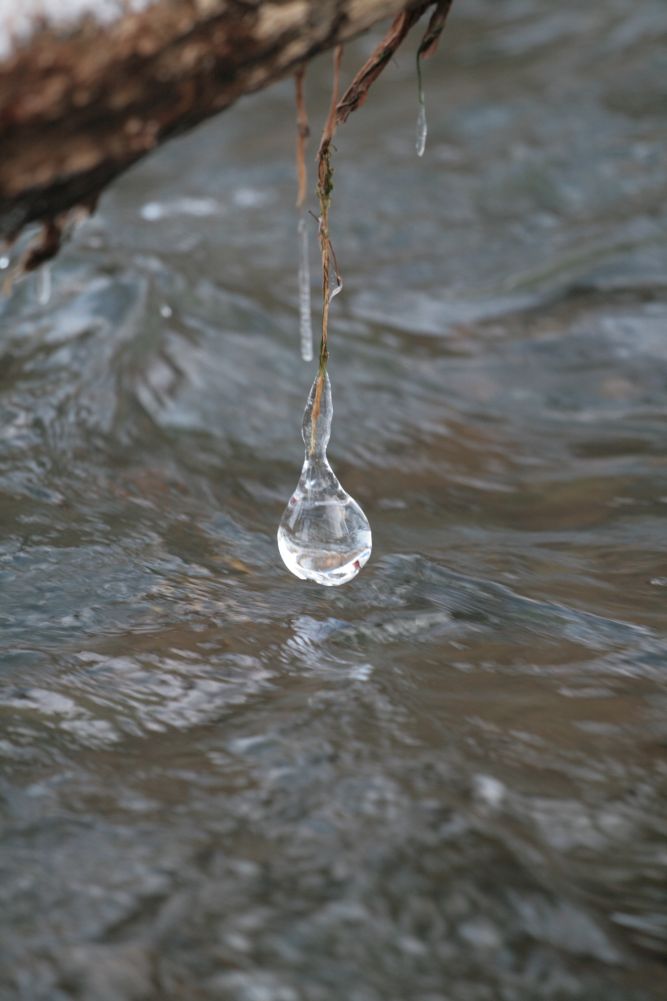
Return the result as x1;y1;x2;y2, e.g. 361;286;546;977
308;3;455;441
335;4;432;125
311;44;343;440
294;66;309;209
417;0;454;61
316;43;343;372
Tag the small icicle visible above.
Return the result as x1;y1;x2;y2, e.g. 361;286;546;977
416;102;428;158
294;67;313;362
329;263;343;305
37;263;51;305
298;212;313;361
414;0;453;158
325;227;343;305
416;57;428;157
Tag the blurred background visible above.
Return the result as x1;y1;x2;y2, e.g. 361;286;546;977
1;0;666;998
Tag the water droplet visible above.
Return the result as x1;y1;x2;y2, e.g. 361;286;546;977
0;255;9;270
160;303;173;318
297;213;313;362
278;372;371;586
416;102;428;157
329;268;343;303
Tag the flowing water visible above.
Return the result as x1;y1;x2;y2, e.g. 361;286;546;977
1;1;667;998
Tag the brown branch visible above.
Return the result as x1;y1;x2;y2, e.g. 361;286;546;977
335;3;432;125
311;44;343;443
417;0;454;60
294;66;309;210
307;0;456;438
0;0;428;249
316;44;343;368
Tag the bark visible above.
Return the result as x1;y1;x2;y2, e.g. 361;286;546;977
0;0;430;252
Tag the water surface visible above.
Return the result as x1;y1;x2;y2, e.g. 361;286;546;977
1;2;667;998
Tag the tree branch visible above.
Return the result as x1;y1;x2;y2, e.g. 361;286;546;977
0;0;432;249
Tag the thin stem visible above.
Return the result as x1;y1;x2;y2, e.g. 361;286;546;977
417;0;454;63
316;44;343;374
311;44;343;444
416;48;426;110
303;2;454;447
294;66;309;209
335;5;431;125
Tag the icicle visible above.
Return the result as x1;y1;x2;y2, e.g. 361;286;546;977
415;0;453;158
298;211;313;361
329;267;343;304
416;56;428;157
416;102;428;158
294;67;313;362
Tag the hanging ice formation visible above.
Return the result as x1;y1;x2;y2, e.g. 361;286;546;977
416;54;428;157
414;0;453;156
278;46;372;586
416;97;428;157
277;372;372;586
278;3;453;583
297;212;312;361
295;68;313;362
